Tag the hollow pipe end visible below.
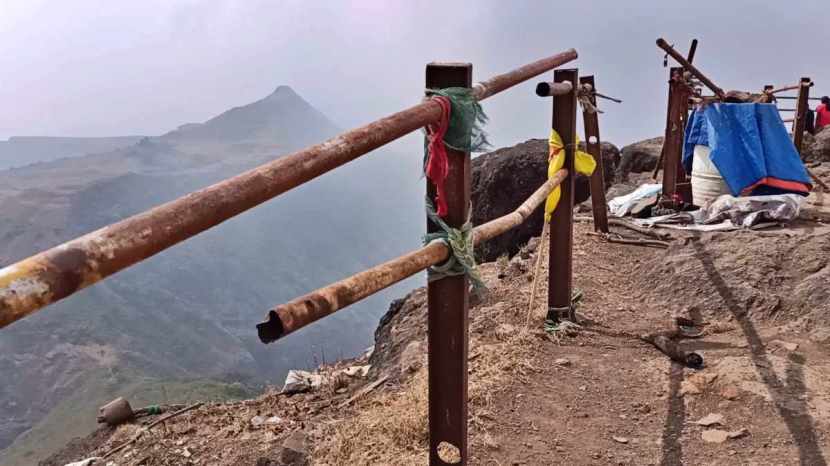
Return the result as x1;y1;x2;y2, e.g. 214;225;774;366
535;82;551;97
685;352;704;369
256;309;285;344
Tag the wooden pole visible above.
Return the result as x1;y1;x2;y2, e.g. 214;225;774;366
579;75;609;233
548;69;578;323
793;77;812;153
425;62;471;466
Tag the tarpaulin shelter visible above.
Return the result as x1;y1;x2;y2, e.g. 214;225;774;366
683;102;812;196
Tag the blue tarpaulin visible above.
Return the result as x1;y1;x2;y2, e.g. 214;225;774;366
683;103;811;196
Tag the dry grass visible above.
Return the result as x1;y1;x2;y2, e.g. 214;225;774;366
313;371;429;465
313;250;550;464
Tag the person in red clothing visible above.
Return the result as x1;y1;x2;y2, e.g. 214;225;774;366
817;96;830;132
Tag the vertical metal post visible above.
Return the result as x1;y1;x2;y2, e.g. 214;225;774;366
793;77;811;154
579;75;609;233
425;62;471;466
661;67;691;204
548;69;578;323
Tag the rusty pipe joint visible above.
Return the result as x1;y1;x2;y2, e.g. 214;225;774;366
536;81;573;97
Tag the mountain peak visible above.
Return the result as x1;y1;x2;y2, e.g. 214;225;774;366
267;85;298;99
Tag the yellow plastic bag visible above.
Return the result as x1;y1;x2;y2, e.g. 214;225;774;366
544;129;597;221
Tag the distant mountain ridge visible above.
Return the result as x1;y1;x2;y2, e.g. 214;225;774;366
0;136;144;170
0;85;423;465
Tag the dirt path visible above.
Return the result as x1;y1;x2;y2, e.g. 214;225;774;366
475;223;830;466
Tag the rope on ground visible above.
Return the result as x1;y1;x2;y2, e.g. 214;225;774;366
424;198;484;290
524;221;550;331
574;216;672;240
544;290;584;343
588;231;670;249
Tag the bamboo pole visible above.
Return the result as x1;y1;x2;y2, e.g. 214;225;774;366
256;170;568;343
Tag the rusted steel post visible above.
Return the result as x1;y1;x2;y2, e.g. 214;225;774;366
425;62;471;466
256;170;568;343
656;38;726;100
0;49;579;329
662;67;691;204
547;68;578;324
793;77;812;152
579;76;608;233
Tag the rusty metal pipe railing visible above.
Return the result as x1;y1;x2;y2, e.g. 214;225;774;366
0;49;578;329
472;49;578;100
768;81;813;95
535;81;574;97
656;38;726;100
776;95;822;101
256;169;569;343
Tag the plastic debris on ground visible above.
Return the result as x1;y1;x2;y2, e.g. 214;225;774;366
64;458;103;466
607;183;662;217
632;193;804;231
282;370;324;394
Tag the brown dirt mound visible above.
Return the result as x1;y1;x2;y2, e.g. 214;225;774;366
638;229;830;329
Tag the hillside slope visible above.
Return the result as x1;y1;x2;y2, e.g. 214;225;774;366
0;136;143;170
0;86;425;463
38;156;830;466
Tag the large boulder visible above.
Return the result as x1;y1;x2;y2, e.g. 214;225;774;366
578;140;620;190
804;128;830;163
471;138;619;262
617;137;663;181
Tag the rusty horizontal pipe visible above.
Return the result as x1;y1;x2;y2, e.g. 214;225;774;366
768;82;813;95
0;50;579;329
256;169;569;343
474;169;569;243
656;38;726;100
473;49;578;100
535;81;574;97
775;95;822;101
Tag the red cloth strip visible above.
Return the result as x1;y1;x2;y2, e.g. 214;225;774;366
425;96;452;217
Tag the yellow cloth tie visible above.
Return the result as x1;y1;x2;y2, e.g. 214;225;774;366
545;129;597;221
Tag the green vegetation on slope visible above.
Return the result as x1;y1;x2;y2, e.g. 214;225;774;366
0;366;256;466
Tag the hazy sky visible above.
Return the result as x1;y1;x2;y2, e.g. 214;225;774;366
1;0;827;148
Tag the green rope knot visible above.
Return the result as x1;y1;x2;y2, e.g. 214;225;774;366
424;87;490;154
423;198;485;291
545;289;584;325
